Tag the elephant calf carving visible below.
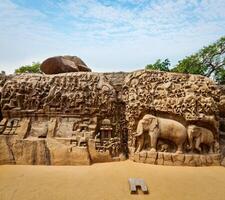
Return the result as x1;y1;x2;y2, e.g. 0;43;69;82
187;125;215;153
134;114;187;153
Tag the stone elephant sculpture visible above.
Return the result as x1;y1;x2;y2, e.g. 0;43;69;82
187;125;215;153
134;114;187;153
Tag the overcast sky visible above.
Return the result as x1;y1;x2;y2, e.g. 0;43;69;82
0;0;225;74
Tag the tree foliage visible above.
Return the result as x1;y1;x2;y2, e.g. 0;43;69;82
173;36;225;82
171;55;207;75
215;68;225;84
0;71;6;75
145;36;225;84
145;59;170;72
15;62;41;74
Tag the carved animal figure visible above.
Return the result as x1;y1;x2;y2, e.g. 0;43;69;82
187;125;215;153
160;144;169;152
133;130;150;153
134;114;187;153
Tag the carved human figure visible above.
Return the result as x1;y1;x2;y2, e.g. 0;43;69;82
16;83;26;109
187;125;215;153
134;114;187;153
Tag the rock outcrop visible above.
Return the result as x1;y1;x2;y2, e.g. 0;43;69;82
0;70;225;166
40;56;91;74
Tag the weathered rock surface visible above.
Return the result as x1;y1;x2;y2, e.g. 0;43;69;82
40;55;91;74
221;157;225;166
12;139;50;165
47;139;90;165
0;136;15;164
131;152;221;166
0;70;225;166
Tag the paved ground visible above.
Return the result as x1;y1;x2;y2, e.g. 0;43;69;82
0;160;225;200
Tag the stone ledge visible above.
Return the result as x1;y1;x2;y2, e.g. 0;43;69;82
131;151;221;166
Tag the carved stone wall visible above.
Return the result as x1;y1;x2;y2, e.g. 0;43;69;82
122;70;220;133
0;73;10;121
0;72;127;165
218;85;225;166
122;70;224;166
0;70;224;166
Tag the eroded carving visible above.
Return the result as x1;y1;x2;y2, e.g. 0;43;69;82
123;70;222;166
0;70;224;166
187;125;215;154
134;114;187;154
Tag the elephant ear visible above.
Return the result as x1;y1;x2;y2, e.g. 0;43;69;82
135;119;143;136
149;117;158;132
191;126;201;137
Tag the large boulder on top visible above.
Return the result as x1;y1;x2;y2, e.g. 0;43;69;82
40;56;91;74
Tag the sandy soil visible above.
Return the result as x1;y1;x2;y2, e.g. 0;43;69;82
0;160;225;200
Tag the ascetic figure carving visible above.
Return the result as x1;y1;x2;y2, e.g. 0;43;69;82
134;114;187;153
187;125;215;153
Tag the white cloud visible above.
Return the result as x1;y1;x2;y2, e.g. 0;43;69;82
0;0;224;74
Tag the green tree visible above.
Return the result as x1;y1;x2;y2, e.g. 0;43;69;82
15;62;41;74
0;71;6;75
215;68;225;84
145;59;170;72
172;36;225;83
171;55;207;75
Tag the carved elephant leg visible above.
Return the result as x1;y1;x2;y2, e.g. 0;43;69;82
136;135;144;152
188;133;194;151
195;137;202;152
176;144;183;154
209;144;214;154
149;133;157;152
